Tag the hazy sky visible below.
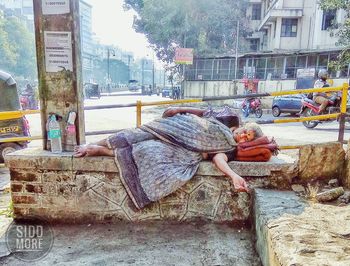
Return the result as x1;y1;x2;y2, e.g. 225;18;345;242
88;0;152;59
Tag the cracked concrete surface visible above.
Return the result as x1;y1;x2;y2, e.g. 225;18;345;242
0;222;261;266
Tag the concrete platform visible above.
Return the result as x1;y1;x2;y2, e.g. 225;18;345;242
5;148;297;224
253;189;350;266
0;222;261;266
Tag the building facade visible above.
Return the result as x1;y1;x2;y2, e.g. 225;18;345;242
79;0;94;82
246;0;346;52
186;0;349;82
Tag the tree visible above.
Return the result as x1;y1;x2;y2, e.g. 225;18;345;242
0;15;16;73
124;0;250;63
0;15;37;80
320;0;350;69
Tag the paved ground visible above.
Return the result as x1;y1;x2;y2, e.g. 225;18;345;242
0;222;261;266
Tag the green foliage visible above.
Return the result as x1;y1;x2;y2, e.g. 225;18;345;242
320;0;350;69
93;59;129;84
0;15;37;80
124;0;249;63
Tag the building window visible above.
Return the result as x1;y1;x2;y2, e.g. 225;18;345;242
252;4;262;20
281;18;298;37
322;10;337;30
250;39;260;52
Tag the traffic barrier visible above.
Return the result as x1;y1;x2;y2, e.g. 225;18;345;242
0;83;348;148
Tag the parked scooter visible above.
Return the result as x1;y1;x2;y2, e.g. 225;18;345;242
300;94;349;128
241;97;263;118
20;84;38;110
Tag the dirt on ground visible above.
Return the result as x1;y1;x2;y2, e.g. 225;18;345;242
269;202;350;265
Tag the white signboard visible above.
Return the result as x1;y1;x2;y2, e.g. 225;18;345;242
42;0;70;15
44;31;73;73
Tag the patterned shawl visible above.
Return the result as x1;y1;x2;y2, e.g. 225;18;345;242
108;114;236;209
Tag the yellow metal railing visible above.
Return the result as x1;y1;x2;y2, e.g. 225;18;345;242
0;83;349;149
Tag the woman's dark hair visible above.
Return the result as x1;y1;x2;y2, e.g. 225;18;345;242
216;115;240;128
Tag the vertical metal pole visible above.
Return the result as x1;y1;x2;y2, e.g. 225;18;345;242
152;53;155;91
338;83;349;142
136;100;142;127
234;21;240;80
142;59;144;87
264;57;268;80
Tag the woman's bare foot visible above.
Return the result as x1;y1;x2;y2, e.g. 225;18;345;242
74;144;114;157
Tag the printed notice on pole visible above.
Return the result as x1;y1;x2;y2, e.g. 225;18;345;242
44;31;73;73
42;0;70;15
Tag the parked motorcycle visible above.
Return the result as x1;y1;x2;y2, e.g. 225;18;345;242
300;95;349;128
20;93;38;110
241;97;263;118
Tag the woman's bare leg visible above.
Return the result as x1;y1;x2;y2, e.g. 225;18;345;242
74;144;114;157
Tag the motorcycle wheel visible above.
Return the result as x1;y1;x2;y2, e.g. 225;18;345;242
241;108;249;118
255;108;263;118
302;108;319;129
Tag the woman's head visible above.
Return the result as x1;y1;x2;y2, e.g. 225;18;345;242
233;123;264;143
217;115;240;130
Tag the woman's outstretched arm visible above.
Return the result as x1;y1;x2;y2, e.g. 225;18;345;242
212;153;250;193
162;107;206;118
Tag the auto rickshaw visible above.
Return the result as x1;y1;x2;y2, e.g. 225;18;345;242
84;82;101;99
0;70;30;162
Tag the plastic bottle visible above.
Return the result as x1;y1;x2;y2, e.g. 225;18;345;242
64;111;77;151
48;115;62;153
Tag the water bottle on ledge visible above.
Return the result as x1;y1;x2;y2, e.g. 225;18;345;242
48;114;62;153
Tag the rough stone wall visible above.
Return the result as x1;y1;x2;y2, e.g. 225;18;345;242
6;148;299;224
298;142;345;182
6;149;255;223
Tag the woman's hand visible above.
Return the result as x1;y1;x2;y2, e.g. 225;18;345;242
162;107;177;118
212;153;250;193
231;175;250;193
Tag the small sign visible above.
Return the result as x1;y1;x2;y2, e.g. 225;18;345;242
42;0;70;15
175;48;194;65
44;31;73;73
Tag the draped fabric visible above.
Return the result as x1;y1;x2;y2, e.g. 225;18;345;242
107;114;236;209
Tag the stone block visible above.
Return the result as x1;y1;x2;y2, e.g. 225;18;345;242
188;182;221;217
341;142;350;189
76;189;122;212
11;183;23;193
25;184;43;193
42;171;74;184
214;192;250;222
122;196;161;222
254;189;350;266
10;170;41;182
299;142;345;182
12;194;37;205
40;194;77;209
5;148;73;170
73;156;118;173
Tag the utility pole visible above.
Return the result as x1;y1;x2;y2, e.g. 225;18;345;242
234;21;240;81
107;48;115;94
127;54;131;82
141;59;144;87
152;53;155;91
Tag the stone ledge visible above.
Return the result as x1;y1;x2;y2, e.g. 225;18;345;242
253;189;350;266
5;148;296;223
6;148;296;178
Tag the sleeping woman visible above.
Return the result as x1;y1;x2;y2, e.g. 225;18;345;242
74;106;276;209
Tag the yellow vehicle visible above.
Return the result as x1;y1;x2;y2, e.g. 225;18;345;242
0;71;30;162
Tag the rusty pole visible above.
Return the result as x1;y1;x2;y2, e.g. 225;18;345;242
33;0;85;151
338;83;349;143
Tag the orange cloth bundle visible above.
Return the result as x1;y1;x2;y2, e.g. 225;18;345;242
236;148;272;162
236;136;278;162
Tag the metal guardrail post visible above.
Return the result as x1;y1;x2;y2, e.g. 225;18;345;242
136;100;142;127
338;83;349;142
